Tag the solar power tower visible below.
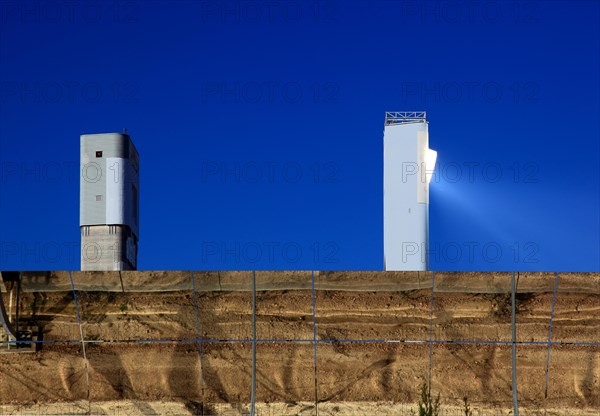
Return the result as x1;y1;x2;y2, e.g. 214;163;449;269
383;112;437;271
80;133;140;271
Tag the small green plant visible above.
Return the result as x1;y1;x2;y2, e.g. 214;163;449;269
416;382;440;416
119;303;127;312
486;293;511;318
463;396;473;416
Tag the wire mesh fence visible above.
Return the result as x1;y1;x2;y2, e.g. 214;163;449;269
0;271;598;415
4;271;599;293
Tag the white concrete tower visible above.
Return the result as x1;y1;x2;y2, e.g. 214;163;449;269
80;133;139;270
384;112;436;271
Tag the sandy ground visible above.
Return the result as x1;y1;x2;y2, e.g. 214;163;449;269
0;272;598;415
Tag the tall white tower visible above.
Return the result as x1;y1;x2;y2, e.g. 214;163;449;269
80;133;139;271
384;112;436;271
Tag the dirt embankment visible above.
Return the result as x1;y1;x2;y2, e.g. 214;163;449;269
0;272;598;415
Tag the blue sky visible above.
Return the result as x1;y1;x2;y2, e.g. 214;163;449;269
0;0;598;271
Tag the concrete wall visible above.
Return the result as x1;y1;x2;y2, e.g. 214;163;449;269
81;225;136;271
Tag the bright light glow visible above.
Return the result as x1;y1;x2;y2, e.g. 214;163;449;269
425;148;437;184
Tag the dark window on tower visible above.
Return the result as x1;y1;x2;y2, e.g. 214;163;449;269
96;151;103;158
